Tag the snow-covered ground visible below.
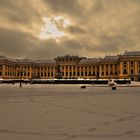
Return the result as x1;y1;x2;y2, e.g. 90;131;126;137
0;84;140;140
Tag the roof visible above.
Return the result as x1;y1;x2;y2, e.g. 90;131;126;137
35;59;56;64
103;55;119;60
123;51;140;56
79;58;100;64
100;55;119;63
15;58;34;63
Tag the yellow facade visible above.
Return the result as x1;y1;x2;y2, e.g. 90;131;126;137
0;51;140;81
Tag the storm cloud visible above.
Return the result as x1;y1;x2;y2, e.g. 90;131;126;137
0;0;140;59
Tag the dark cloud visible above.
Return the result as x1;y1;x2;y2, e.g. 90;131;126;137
0;27;36;58
42;0;82;16
66;26;86;35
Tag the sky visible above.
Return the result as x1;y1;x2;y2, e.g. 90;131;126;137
0;0;139;59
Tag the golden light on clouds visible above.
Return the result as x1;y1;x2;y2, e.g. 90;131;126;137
0;0;139;59
39;16;70;40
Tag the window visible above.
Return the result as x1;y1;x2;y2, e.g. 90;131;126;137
131;61;133;64
88;72;91;76
77;72;80;76
131;69;134;74
41;73;43;77
44;72;46;76
37;72;40;77
48;72;50;77
115;71;118;75
110;71;113;75
123;69;127;74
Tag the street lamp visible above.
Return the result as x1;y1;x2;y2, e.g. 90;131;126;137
18;66;25;88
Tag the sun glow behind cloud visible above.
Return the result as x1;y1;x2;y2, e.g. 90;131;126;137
39;16;70;40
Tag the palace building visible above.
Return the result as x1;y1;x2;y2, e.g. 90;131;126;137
0;51;140;81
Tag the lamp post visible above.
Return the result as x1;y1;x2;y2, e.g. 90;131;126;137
19;66;22;88
18;66;25;88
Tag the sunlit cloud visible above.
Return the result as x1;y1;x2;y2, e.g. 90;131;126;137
39;16;70;40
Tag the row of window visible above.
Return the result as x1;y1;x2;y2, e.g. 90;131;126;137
57;58;78;62
101;71;118;76
4;72;30;76
123;61;140;65
123;69;140;74
35;72;99;77
101;64;118;68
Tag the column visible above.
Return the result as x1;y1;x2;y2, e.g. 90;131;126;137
127;61;130;75
83;66;85;77
75;66;77;78
113;64;115;75
108;65;111;78
2;65;5;77
104;65;106;78
68;66;70;78
134;60;138;75
91;66;93;76
99;65;102;78
53;66;55;78
119;62;123;75
72;66;74;78
64;66;66;78
79;66;81;77
87;66;89;78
